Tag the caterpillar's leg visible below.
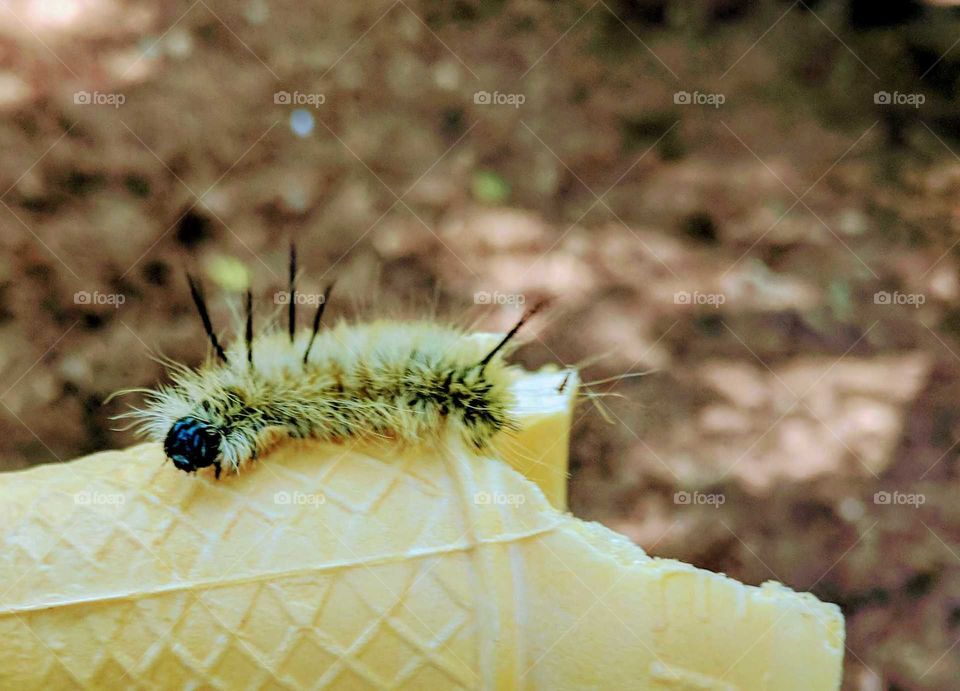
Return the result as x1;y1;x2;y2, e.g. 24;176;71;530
214;461;222;480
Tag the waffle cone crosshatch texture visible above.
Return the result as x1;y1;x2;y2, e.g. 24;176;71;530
7;1;958;687
1;365;843;689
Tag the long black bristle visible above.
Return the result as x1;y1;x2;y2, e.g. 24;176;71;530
245;288;253;369
288;242;297;343
303;281;335;365
186;273;228;364
478;300;547;369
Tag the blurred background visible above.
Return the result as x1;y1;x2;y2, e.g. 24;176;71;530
0;0;958;687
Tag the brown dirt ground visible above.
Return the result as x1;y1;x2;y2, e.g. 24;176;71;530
1;1;959;688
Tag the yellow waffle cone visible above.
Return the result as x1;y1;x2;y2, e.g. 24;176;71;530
0;367;843;689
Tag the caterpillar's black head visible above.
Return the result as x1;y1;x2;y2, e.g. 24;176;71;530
164;417;224;479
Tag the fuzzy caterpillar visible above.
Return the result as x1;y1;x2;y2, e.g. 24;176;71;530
117;247;544;479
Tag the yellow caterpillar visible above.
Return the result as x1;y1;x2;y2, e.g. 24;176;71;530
116;246;543;479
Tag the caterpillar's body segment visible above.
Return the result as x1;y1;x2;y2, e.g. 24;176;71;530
128;318;525;477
